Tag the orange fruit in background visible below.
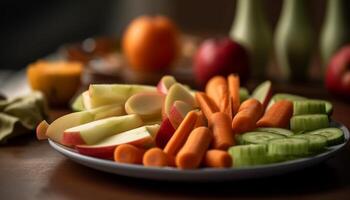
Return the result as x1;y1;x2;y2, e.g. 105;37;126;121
122;15;180;72
27;60;82;106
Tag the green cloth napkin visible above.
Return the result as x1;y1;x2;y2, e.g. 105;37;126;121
0;92;48;144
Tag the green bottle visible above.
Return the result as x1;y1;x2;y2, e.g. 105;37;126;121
274;0;314;81
230;0;272;79
320;0;350;69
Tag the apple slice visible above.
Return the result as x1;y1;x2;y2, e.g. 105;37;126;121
82;91;93;110
168;100;193;128
76;124;159;159
63;114;143;146
36;120;49;140
155;118;176;148
251;80;272;109
157;75;177;94
125;92;164;121
46;104;125;144
89;84;156;108
163;83;196;119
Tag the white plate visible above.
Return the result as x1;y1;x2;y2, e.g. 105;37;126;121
49;121;349;181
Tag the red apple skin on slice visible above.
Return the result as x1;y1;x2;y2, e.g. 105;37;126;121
62;132;86;146
76;137;152;159
155;118;176;148
75;125;158;159
157;75;177;94
168;101;192;129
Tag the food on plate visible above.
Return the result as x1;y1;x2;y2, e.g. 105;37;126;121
228;74;240;115
122;15;179;71
290;114;329;132
76;125;159;159
157;75;177;94
114;144;145;165
195;92;219;123
209;112;234;150
256;100;293;128
232;99;263;134
46;104;124;144
206;76;232;118
163;83;196;119
203;149;232;168
63;114;143;145
251;80;272;109
143;147;169;167
163;111;198;157
125;92;164;121
175;127;213;169
42;74;346;170
27;60;82;105
88;84;156;109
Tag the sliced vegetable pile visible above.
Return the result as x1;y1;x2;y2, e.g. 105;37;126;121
37;75;346;169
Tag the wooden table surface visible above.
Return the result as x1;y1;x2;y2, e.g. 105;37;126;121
1;82;350;200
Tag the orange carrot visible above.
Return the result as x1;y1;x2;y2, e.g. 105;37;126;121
203;149;232;168
232;98;263;134
228;74;240;116
143;147;169;167
195;92;219;123
257;100;293;128
164;111;198;157
36;120;49;140
206;76;232;119
194;111;207;128
209;112;234;150
176;127;213;169
114;144;145;164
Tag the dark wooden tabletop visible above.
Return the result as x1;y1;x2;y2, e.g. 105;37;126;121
1;83;350;200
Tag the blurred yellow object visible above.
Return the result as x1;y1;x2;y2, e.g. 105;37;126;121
27;60;82;106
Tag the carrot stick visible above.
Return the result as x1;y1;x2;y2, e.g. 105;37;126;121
228;74;240;116
209;112;234;150
232;98;263;134
114;144;145;164
195;92;219;123
164;111;198;157
256;100;293;128
206;76;232;119
175;127;213;169
203;149;232;168
36;120;49;140
194;111;207;128
143;147;169;167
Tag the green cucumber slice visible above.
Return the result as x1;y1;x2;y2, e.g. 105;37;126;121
268;138;309;157
290;114;329;132
292;134;327;152
307;128;345;146
228;144;270;167
293;100;326;115
255;127;294;137
241;131;286;144
310;99;333;115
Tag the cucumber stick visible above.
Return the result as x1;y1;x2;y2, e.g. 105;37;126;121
290;114;329;132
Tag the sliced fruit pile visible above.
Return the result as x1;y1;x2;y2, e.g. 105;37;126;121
37;75;345;169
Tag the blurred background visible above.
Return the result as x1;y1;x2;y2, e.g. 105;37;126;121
0;0;331;70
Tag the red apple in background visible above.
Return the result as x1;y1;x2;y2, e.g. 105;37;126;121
193;37;250;87
325;45;350;100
